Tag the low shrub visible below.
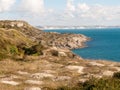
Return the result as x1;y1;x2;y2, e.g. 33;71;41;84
113;72;120;79
56;74;120;90
9;45;19;54
51;50;59;56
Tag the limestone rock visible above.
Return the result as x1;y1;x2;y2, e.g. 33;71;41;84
24;87;41;90
31;73;54;79
66;65;85;73
1;80;20;86
25;80;43;85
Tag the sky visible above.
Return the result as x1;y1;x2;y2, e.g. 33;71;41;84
0;0;120;26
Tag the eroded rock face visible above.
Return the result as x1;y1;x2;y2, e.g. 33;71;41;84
0;20;89;49
38;33;90;49
0;20;28;28
0;20;43;38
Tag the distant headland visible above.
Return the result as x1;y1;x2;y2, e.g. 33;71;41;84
38;25;120;30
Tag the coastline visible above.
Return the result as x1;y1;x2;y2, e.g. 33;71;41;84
45;29;120;62
0;20;120;90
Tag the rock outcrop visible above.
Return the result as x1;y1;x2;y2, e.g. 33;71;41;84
0;20;43;39
43;33;89;49
0;20;89;49
0;20;86;60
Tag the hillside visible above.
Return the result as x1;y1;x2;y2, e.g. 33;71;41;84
0;20;89;49
0;20;120;90
0;28;35;59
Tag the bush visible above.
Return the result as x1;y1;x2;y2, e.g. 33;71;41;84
22;43;44;55
56;76;120;90
51;50;59;56
9;45;19;54
113;72;120;79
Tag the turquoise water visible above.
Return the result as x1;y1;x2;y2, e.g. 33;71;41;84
45;28;120;62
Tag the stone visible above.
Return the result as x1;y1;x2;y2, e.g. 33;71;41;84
66;65;85;73
103;71;114;76
17;71;29;75
24;87;41;90
58;52;67;57
1;80;20;86
25;80;43;85
43;70;56;74
89;62;104;67
79;79;88;83
17;22;24;27
31;73;54;79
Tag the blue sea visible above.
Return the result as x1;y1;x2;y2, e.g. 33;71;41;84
45;28;120;62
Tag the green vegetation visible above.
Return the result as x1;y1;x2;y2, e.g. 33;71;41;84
9;45;19;54
113;72;120;79
22;43;44;55
55;72;120;90
0;28;37;60
0;28;45;60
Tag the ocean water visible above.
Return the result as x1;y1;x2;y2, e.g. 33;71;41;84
45;28;120;62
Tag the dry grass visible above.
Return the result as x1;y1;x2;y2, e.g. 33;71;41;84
0;56;120;90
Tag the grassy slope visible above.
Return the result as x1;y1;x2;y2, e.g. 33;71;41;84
0;28;34;59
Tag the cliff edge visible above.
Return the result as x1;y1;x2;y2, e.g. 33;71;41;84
0;20;89;49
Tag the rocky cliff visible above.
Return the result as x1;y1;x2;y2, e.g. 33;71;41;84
0;20;89;49
0;20;42;38
0;20;86;60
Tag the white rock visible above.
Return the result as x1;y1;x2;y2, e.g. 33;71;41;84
79;79;88;83
31;73;54;79
24;87;41;90
93;75;103;78
58;52;67;56
51;47;58;50
89;62;104;67
43;70;56;74
103;71;114;76
17;22;24;27
25;80;43;85
1;80;20;86
66;66;85;73
17;71;29;75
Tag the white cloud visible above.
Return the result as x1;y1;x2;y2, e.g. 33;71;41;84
0;0;120;26
66;0;75;12
65;0;75;17
77;3;90;12
20;0;45;14
76;3;120;21
0;0;16;12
